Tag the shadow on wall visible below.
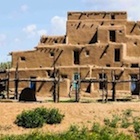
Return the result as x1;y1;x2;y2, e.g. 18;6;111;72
19;87;37;102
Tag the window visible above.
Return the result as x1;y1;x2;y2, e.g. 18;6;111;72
20;56;26;61
74;50;80;64
99;73;107;89
131;63;139;68
61;74;68;78
114;48;120;62
30;76;36;91
106;64;110;67
130;74;138;93
109;30;116;42
50;52;54;57
111;14;115;19
85;50;90;56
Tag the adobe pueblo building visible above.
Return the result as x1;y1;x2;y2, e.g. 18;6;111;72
10;11;140;99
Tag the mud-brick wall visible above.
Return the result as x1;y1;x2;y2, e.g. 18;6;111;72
126;21;140;35
66;20;99;44
79;44;124;67
98;26;126;43
67;11;127;20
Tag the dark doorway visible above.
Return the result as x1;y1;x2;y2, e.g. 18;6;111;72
109;30;116;42
74;50;80;64
30;77;36;92
130;74;139;95
114;48;120;62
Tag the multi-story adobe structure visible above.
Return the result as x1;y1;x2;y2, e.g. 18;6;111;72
9;11;140;98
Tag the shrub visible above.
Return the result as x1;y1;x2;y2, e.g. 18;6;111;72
15;110;44;128
133;119;140;134
45;108;65;124
104;115;120;128
15;107;64;128
91;122;101;133
121;117;131;128
123;109;133;117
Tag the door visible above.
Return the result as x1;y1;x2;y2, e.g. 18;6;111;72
130;74;138;94
30;76;36;92
73;73;80;90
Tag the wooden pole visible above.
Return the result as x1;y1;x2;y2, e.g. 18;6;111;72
105;77;108;102
101;69;104;102
112;70;116;101
56;69;60;103
6;70;10;99
14;59;19;99
138;64;140;98
75;81;79;102
52;52;58;103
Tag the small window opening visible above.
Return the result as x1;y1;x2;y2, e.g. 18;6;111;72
111;23;114;26
134;42;137;46
119;30;122;33
131;63;139;68
53;39;58;43
109;30;116;42
111;14;115;19
114;48;120;62
50;52;54;57
106;64;110;67
20;56;26;61
85;50;90;56
61;74;68;78
74;50;80;64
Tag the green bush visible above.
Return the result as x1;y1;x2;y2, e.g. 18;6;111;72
15;110;44;128
45;108;65;124
123;109;133;117
121;117;131;128
91;122;101;133
133;119;140;134
15;107;64;128
104;115;120;128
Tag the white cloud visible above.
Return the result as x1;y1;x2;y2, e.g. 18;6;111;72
23;24;37;37
50;16;66;35
0;34;7;46
23;24;47;38
20;4;28;12
83;0;140;21
37;30;47;36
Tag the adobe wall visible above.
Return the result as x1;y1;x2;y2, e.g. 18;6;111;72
67;11;127;20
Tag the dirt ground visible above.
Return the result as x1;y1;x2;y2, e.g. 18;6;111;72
0;97;140;136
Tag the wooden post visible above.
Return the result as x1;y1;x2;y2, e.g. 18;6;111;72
56;69;60;103
105;77;108;102
75;81;79;102
14;60;19;99
6;70;10;99
101;69;105;102
138;64;140;98
52;52;58;103
111;70;116;101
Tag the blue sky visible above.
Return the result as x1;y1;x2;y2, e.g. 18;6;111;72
0;0;140;62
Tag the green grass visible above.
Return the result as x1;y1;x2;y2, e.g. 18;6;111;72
0;125;133;140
